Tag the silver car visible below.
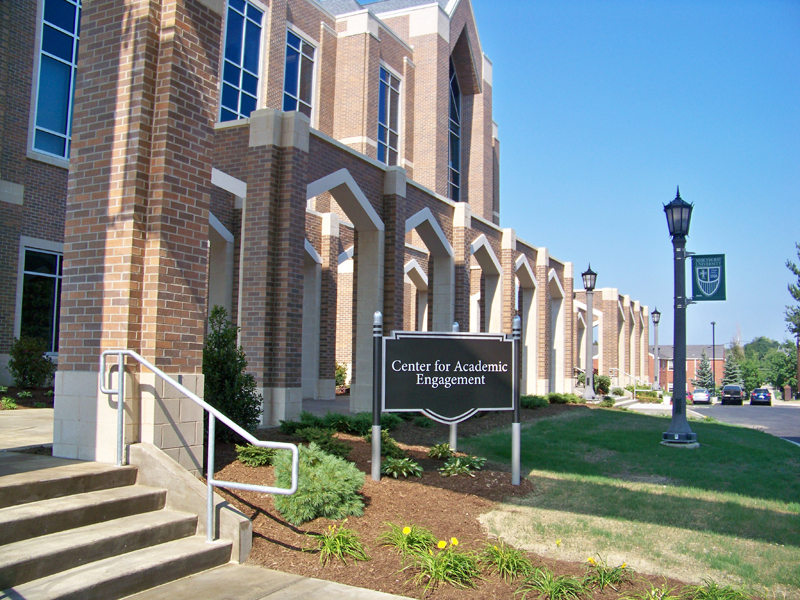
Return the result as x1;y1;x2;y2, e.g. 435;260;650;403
691;388;711;404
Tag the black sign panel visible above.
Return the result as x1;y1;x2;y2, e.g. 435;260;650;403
382;331;514;424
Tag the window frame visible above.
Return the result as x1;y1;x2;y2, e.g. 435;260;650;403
448;58;461;201
377;64;402;167
219;0;267;123
28;0;82;165
282;26;317;122
15;238;65;355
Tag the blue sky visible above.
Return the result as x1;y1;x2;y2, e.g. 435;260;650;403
463;0;800;346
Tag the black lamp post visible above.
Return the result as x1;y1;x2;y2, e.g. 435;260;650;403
662;187;697;444
711;321;716;397
582;265;597;400
651;308;661;391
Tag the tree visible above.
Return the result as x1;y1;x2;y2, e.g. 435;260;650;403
203;306;262;440
691;349;715;392
721;353;744;388
786;242;800;397
763;342;797;393
744;336;780;362
740;358;763;395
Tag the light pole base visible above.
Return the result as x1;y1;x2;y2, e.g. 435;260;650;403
661;441;700;449
661;431;698;444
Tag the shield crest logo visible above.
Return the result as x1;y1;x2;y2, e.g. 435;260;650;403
697;266;721;297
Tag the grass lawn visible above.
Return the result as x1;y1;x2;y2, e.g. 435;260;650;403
461;407;800;596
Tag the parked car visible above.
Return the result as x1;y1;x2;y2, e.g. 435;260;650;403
720;385;744;405
691;388;711;404
750;388;772;406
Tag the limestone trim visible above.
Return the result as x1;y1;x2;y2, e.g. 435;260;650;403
404;259;429;290
0;181;24;206
338;245;355;264
470;234;501;276
307;169;384;231
405;208;453;257
211;168;247;198
305;239;322;264
515;254;536;289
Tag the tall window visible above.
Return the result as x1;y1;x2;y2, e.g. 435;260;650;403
21;249;63;353
220;0;264;122
378;67;400;166
448;59;461;201
33;0;81;159
283;31;315;117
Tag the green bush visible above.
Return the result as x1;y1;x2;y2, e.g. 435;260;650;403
8;337;56;387
599;397;616;408
546;393;585;405
520;395;548;409
273;442;365;525
594;374;611;395
1;397;18;410
611;387;625;397
364;428;406;458
381;457;422;478
427;443;454;460
235;444;276;467
413;415;435;428
296;426;352;460
279;411;324;435
203;307;261;440
334;363;348;388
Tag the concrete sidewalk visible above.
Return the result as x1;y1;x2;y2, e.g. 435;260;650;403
0;408;54;451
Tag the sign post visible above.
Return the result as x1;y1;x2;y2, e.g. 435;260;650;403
511;316;521;485
372;312;382;481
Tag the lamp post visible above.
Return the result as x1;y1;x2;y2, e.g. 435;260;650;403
711;321;716;397
652;308;661;391
582;265;597;400
662;187;697;444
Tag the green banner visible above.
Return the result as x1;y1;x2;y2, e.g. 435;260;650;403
692;254;726;301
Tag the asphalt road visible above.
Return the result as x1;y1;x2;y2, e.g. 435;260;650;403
689;399;800;445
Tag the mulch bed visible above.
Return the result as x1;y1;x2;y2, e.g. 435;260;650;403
213;404;689;599
1;386;55;409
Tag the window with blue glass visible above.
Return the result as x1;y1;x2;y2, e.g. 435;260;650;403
33;0;81;159
448;59;461;201
377;67;400;166
220;0;264;122
283;31;315;117
21;249;63;353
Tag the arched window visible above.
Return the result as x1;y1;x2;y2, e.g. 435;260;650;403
448;59;461;201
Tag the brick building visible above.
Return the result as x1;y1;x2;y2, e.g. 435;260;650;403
1;0;651;468
649;345;726;394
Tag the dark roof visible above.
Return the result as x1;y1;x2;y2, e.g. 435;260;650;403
362;0;449;14
317;0;365;15
649;345;726;360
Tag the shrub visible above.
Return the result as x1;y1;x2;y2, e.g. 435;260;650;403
334;363;348;388
380;412;403;431
279;411;324;435
408;537;481;592
364;428;406;459
312;521;369;566
347;412;373;436
583;556;632;591
0;386;7;394
273;442;365;525
203;306;262;440
611;387;625;396
546;393;585;405
296;426;352;460
439;455;486;477
517;567;587;600
1;397;18;410
520;395;548;409
413;415;435;428
8;337;56;388
427;443;454;460
381;457;422;478
378;523;437;557
480;542;534;582
594;374;611;395
235;444;276;467
599;397;616;408
321;412;352;432
683;578;750;600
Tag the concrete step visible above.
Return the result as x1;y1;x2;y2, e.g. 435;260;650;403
0;485;166;546
0;509;197;588
121;563;414;600
3;535;233;600
0;456;137;509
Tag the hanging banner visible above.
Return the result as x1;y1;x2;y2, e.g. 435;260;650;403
692;254;726;301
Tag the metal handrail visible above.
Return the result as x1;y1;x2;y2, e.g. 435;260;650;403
99;349;299;543
609;367;652;400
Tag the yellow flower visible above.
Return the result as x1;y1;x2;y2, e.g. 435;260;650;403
493;545;498;551
587;557;595;564
450;537;459;546
556;539;561;547
402;526;411;535
428;549;433;555
622;563;627;569
437;540;447;549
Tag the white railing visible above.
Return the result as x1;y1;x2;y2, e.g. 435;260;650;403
609;368;652;400
99;349;299;543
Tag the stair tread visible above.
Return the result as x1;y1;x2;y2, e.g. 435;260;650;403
0;509;197;586
5;536;232;600
0;485;166;545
